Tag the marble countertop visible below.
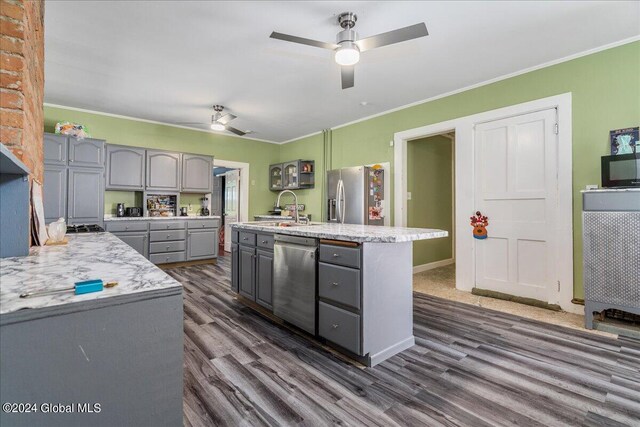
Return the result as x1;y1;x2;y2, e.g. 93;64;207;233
253;215;307;220
0;233;182;316
104;215;221;221
232;222;448;243
581;188;639;193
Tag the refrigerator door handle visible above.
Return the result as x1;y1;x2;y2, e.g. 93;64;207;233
339;179;346;224
335;180;341;223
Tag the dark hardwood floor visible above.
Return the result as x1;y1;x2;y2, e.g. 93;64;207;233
166;255;640;427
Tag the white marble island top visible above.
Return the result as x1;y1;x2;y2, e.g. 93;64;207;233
0;233;181;317
104;215;221;221
232;222;448;243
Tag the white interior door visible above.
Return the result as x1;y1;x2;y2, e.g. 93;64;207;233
474;108;558;302
224;170;239;253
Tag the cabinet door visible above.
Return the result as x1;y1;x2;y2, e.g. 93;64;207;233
68;138;105;168
181;154;212;193
105;145;145;190
283;161;299;189
187;229;218;260
256;249;273;310
67;168;104;225
146;150;181;191
44;133;68;165
43;165;67;224
238;245;255;299
231;243;239;292
269;164;283;191
115;232;148;259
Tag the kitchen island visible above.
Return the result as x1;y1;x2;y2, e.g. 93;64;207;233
231;222;448;366
0;233;183;427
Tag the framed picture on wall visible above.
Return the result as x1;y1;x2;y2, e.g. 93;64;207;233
610;127;639;155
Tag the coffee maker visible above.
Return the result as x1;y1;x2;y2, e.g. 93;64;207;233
199;197;210;216
116;203;125;217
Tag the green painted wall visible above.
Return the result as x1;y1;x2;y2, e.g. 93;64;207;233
284;41;640;298
43;106;280;219
407;135;453;266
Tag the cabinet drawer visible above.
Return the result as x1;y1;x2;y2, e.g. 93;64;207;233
149;221;185;231
149;251;186;265
319;244;360;268
256;234;274;250
318;302;361;355
149;230;186;242
105;221;148;233
239;231;256;246
150;241;186;254
318;263;361;310
187;219;219;229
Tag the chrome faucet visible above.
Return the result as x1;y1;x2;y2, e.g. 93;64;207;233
276;190;299;223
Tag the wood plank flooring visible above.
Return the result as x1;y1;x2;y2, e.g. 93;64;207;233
166;255;640;427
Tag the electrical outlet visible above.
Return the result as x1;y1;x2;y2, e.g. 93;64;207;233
407;192;412;200
389;140;394;147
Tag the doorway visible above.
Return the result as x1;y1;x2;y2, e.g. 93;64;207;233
211;159;250;254
393;93;576;313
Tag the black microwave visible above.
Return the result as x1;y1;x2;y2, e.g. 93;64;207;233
601;153;640;188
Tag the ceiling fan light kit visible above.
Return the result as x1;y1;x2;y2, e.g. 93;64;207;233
270;11;428;89
210;122;225;131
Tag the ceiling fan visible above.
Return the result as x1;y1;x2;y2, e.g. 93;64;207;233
177;105;252;136
270;12;428;89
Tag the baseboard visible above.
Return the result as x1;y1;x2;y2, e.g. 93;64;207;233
367;336;415;367
413;258;454;274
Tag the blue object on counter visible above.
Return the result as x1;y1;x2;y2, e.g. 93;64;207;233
74;279;104;295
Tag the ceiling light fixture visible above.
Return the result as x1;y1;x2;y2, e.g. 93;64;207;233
334;42;360;66
210;122;225;131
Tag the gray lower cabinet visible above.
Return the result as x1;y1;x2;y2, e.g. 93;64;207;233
43;133;67;165
43;165;67;223
318;301;361;355
238;245;256;299
68;137;105;168
231;243;239;292
256;249;273;309
67;168;104;225
146;150;181;192
114;232;149;258
181;154;213;193
105;144;145;190
187;229;218;260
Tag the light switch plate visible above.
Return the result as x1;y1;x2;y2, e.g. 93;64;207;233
407;192;412;200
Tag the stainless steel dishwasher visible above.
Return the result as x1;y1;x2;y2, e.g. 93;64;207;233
273;234;318;334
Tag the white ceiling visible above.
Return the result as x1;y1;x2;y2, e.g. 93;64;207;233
44;1;640;143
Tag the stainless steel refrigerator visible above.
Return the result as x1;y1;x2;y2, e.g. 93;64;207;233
326;166;385;225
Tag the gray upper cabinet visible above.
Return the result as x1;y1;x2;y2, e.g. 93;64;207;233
146;150;181;191
44;134;67;165
181;154;212;193
67;168;104;225
68;137;105;168
43;165;67;224
105;145;146;190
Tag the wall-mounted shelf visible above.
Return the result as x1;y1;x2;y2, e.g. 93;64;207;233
1;144;30;258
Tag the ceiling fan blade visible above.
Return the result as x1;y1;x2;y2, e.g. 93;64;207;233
175;122;209;125
355;23;428;52
218;113;237;125
341;66;355;90
270;31;339;50
225;125;247;136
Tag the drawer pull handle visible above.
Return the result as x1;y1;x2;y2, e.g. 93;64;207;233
333;253;340;258
243;237;248;241
167;234;171;238
261;240;268;244
166;246;170;250
331;282;339;287
332;324;339;329
166;225;170;229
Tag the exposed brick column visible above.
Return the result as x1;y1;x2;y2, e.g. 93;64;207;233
1;0;45;183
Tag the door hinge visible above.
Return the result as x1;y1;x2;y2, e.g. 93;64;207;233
554;123;559;134
557;280;561;292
